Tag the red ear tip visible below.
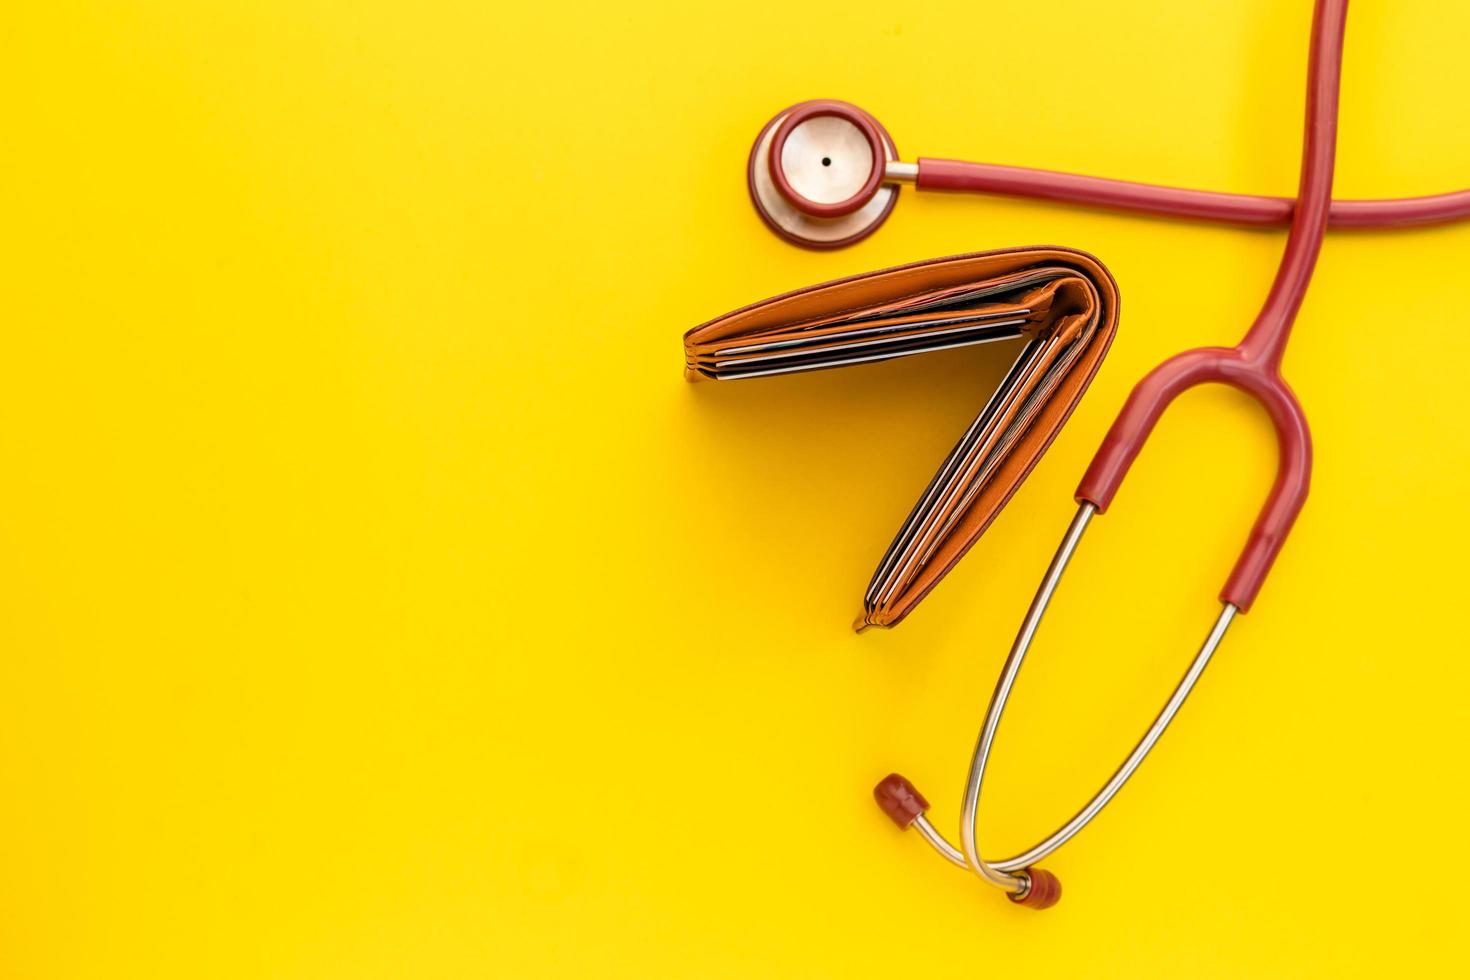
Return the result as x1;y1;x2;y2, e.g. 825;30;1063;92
1008;868;1062;910
873;773;929;829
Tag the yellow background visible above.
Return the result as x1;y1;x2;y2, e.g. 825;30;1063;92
3;1;1468;976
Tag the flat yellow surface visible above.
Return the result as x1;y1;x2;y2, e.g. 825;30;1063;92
3;1;1469;976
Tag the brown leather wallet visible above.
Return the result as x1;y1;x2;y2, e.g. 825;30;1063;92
684;247;1119;630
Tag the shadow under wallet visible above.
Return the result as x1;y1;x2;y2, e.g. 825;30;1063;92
683;247;1119;630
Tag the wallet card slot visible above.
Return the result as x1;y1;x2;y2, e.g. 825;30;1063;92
914;323;1091;572
864;337;1042;598
864;311;1094;614
710;316;1028;369
866;331;1064;609
710;330;1026;380
699;269;1067;356
712;306;1032;358
841;271;1062;324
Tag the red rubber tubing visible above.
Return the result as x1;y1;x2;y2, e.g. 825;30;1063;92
915;117;1469;229
1076;0;1348;613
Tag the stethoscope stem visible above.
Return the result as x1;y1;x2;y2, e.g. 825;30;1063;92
884;161;918;182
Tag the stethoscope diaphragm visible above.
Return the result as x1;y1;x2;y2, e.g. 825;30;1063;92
747;99;902;249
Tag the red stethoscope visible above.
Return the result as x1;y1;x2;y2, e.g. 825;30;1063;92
751;0;1470;909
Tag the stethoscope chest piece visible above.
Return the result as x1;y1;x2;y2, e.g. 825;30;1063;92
748;100;900;248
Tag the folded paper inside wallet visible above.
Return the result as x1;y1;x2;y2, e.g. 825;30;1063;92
683;247;1119;629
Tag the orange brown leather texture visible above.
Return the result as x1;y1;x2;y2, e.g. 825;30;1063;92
683;247;1119;629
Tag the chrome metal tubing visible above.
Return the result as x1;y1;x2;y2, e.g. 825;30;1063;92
989;601;1237;872
885;161;919;182
912;813;967;868
894;503;1245;894
960;502;1096;891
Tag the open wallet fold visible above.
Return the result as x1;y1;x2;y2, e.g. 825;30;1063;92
683;247;1119;630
